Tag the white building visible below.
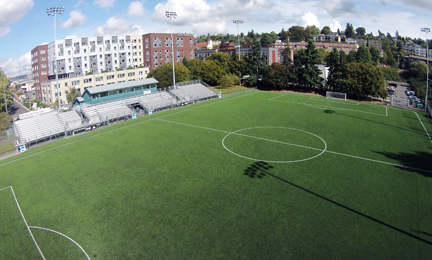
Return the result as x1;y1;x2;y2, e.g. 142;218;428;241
47;35;135;80
131;35;144;68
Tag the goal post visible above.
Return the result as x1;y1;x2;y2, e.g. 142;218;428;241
326;91;347;101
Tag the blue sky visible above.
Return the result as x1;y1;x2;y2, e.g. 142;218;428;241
1;0;432;77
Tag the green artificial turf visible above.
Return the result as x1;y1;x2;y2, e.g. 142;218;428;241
0;143;14;154
1;91;432;259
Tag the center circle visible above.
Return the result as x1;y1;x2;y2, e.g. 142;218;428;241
222;126;327;163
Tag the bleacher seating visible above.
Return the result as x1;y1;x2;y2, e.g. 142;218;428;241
138;92;177;112
57;111;84;131
81;101;134;124
15;112;66;144
170;83;216;101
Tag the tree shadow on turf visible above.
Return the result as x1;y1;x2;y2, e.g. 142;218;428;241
335;112;426;136
244;161;432;246
324;110;335;114
372;150;432;177
412;230;432;237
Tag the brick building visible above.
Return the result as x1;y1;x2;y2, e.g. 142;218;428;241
31;44;49;101
143;33;195;70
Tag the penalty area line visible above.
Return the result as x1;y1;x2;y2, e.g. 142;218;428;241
415;112;432;143
29;226;91;260
9;186;46;260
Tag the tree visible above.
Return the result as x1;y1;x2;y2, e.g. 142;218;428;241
294;40;322;88
288;26;306;42
345;23;355;38
0;69;12;112
260;33;276;47
370;46;381;65
278;28;289;42
355;27;366;36
309;25;320;35
244;40;267;86
147;63;190;88
189;59;225;86
325;48;347;91
317;48;328;65
0;112;12;131
339;62;386;98
321;26;331;35
206;52;234;74
182;57;190;69
65;87;81;105
218;74;239;88
262;63;290;90
347;50;357;63
384;47;397;67
355;44;372;63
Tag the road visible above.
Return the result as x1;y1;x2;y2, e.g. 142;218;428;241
9;99;30;118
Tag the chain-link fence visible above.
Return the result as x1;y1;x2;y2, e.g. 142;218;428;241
0;128;15;142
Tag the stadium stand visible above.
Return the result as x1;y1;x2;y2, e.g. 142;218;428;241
138;92;177;113
15;112;66;144
169;82;218;102
57;111;84;131
80;101;134;124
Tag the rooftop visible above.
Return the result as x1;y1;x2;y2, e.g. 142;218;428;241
86;78;158;95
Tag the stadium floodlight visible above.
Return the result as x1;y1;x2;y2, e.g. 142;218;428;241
233;20;243;86
166;11;177;88
326;91;347;101
421;28;430;113
47;6;65;112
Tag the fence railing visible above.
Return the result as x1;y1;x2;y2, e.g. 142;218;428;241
0;128;15;142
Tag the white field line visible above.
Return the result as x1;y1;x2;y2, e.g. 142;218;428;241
29;226;91;260
156;118;325;151
0;91;258;168
308;96;360;106
9;186;46;260
271;97;387;117
156;118;432;174
386;106;388;116
0;186;11;192
415;112;432;143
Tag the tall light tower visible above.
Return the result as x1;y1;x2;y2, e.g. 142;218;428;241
166;11;177;88
233;20;243;86
47;6;64;111
421;28;430;113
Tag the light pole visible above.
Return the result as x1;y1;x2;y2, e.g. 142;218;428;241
166;11;177;88
233;20;243;86
421;28;430;113
47;6;64;111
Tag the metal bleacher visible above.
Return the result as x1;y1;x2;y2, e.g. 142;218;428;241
81;101;134;124
57;111;84;131
15;112;66;144
169;83;218;102
138;92;177;112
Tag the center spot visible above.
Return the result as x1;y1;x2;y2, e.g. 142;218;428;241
222;126;327;163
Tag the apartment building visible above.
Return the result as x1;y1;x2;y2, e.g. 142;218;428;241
131;35;144;68
40;67;149;105
143;33;195;70
31;44;48;100
47;35;135;81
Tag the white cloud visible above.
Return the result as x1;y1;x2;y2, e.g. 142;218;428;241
317;0;358;18
151;0;269;35
75;0;88;8
95;16;145;36
0;26;11;38
0;0;34;28
93;0;117;9
128;1;146;18
297;12;320;28
61;11;87;29
0;52;31;77
329;19;342;32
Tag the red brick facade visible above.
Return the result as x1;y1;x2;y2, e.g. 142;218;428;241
31;45;48;101
143;33;195;71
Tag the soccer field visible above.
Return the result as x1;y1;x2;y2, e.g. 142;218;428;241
1;90;432;259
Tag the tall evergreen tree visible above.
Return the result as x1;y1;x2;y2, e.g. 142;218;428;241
294;40;322;88
244;40;267;86
355;44;372;63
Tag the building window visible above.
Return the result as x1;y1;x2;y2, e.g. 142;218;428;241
107;75;115;80
40;50;46;55
96;76;103;82
40;57;46;61
128;72;135;77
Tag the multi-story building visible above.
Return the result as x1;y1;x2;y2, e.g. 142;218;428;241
131;35;144;68
311;34;341;42
47;35;135;81
40;67;149;105
31;44;48;100
143;33;195;70
368;40;382;50
195;46;282;65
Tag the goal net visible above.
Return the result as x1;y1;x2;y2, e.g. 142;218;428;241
326;91;347;101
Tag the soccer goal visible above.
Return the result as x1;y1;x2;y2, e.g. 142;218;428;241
326;91;347;101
